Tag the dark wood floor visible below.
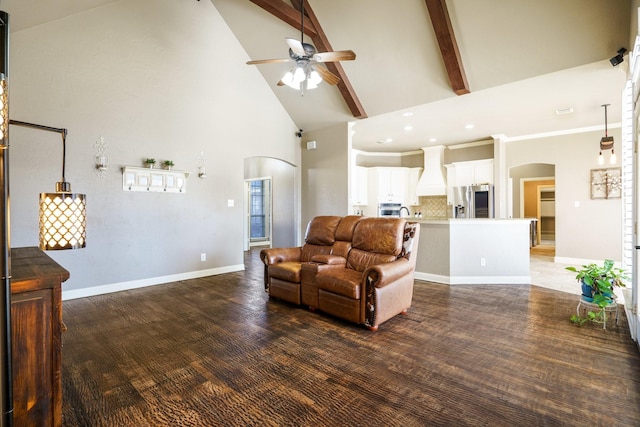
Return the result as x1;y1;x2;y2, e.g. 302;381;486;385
61;248;640;426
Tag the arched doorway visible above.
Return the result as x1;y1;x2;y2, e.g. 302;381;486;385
243;157;298;250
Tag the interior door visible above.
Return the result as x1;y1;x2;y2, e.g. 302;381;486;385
246;178;272;248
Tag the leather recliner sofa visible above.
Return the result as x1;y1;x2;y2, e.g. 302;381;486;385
260;215;420;331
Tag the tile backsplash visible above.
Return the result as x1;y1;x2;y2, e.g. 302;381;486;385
412;195;449;219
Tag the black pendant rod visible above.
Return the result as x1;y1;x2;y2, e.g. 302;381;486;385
8;120;68;184
0;10;12;427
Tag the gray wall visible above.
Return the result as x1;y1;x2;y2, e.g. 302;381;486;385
355;151;422;168
505;128;623;262
301;123;350;237
9;0;301;294
445;141;494;164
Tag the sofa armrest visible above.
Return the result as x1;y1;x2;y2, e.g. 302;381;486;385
260;247;302;265
364;258;412;289
363;258;415;330
310;254;347;265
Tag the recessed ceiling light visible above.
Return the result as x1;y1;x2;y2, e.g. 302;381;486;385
404;125;413;131
464;124;475;129
402;112;414;117
376;138;393;144
555;107;574;115
429;138;437;142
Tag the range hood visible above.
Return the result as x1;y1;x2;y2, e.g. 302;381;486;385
416;145;447;196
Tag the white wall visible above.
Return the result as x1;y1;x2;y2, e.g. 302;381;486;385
8;0;300;294
506;128;623;262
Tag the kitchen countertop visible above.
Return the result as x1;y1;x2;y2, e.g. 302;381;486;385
411;218;532;224
413;218;531;285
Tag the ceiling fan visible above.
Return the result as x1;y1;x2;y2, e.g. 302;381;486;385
246;2;356;91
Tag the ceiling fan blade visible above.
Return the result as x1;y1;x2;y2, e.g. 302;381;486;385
313;50;356;62
315;66;341;85
246;58;293;65
277;80;286;86
285;37;306;57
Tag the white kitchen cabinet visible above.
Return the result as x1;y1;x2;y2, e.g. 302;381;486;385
372;167;405;203
406;167;423;206
350;166;368;206
472;161;494;185
448;159;494;187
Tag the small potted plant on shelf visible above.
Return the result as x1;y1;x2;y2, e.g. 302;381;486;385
566;259;628;326
144;158;156;169
163;160;174;170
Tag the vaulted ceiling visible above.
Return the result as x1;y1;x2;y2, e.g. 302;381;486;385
211;0;631;152
0;0;632;152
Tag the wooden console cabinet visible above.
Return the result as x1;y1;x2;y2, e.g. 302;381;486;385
10;247;69;427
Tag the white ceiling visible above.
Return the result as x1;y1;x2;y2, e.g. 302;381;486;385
0;0;632;152
211;0;631;152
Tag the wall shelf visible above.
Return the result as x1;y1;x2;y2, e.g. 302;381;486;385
122;166;189;193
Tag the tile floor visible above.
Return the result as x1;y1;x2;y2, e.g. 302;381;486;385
529;242;625;298
530;249;579;295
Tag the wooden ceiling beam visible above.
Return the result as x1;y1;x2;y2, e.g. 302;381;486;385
249;0;318;37
425;0;470;95
250;0;367;119
291;0;366;119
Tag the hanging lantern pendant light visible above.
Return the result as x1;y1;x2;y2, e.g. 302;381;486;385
598;104;615;165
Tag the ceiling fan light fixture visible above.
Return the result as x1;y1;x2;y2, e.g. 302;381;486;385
281;70;298;89
308;70;322;87
293;66;305;84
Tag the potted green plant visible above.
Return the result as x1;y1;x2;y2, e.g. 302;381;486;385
144;158;156;168
566;259;628;325
163;160;174;170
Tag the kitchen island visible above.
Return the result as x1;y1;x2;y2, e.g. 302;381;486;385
413;218;531;285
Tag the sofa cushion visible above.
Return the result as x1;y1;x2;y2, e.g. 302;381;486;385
346;218;405;272
334;215;363;241
351;218;405;256
346;249;397;273
269;262;303;283
305;216;342;246
316;268;363;299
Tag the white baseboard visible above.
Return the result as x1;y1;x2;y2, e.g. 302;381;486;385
554;256;621;267
414;271;531;285
61;264;245;301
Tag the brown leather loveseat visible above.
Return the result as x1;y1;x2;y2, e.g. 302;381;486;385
260;215;420;330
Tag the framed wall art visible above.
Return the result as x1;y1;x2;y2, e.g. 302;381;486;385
590;167;621;199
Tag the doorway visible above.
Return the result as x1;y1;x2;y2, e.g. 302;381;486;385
538;185;555;245
243;156;299;251
246;178;272;247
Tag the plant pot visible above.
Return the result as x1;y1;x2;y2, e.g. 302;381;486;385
580;281;593;299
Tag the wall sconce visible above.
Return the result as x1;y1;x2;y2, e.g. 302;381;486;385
94;135;108;177
197;151;207;179
598;104;615;165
